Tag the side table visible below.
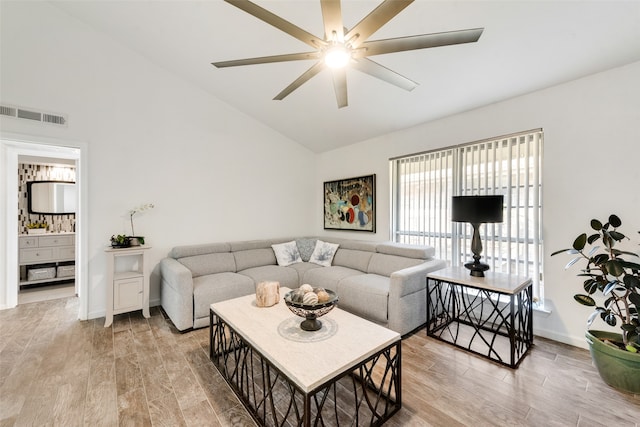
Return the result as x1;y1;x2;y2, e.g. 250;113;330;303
426;267;533;368
104;246;151;327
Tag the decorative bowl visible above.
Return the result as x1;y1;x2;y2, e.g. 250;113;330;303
284;288;338;331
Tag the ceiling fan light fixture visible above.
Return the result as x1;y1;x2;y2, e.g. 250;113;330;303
324;45;350;69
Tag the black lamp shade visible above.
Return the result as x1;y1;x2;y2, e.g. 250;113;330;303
452;195;504;224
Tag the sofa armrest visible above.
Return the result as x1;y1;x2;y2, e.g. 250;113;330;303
160;257;194;331
389;259;447;299
387;258;447;335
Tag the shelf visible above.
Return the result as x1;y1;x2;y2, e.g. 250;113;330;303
20;276;74;286
114;271;143;281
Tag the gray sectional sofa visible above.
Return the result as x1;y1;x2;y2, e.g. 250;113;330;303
160;237;446;336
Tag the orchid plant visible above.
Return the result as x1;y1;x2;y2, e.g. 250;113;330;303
129;203;154;237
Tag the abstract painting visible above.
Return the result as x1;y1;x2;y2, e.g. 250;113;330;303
324;174;375;232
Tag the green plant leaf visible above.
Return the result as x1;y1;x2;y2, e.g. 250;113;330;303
587;234;600;244
587;309;601;326
603;281;618;296
583;279;598;294
574;294;596;306
592;253;609;265
591;219;603;231
612;249;639;258
551;248;572;256
565;257;582;269
609;214;622;228
620;260;640;270
573;233;587;251
587;246;601;257
629;292;640;307
623;274;640;289
604;313;617;327
609;230;626;241
606;259;625;277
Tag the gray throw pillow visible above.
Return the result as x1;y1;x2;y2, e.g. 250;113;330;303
296;238;317;262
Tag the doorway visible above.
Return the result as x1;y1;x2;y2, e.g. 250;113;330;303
17;155;77;304
1;135;88;319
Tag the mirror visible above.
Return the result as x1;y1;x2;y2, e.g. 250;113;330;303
27;181;77;214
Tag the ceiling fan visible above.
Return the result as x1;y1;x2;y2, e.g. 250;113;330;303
212;0;483;108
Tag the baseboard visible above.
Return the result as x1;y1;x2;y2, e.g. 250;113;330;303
533;327;588;350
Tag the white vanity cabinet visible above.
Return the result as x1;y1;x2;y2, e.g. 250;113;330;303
18;233;75;285
104;246;151;327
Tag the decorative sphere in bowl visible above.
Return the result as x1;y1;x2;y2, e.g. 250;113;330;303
284;288;338;331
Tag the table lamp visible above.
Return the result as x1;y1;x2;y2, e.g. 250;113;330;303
452;195;504;277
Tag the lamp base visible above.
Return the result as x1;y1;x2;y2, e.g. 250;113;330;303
464;260;490;277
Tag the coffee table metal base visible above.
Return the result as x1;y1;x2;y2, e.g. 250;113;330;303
210;309;401;427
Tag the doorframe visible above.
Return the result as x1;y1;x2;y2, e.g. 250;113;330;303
1;133;88;320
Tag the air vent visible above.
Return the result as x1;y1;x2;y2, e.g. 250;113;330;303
0;104;67;126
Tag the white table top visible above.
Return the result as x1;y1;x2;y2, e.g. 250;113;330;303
427;267;532;295
211;288;400;393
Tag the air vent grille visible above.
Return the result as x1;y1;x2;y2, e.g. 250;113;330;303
0;104;67;126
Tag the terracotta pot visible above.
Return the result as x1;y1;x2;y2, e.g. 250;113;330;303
586;330;640;394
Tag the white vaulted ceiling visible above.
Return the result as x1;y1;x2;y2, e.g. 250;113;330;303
50;0;640;153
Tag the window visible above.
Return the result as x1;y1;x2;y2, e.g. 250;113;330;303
391;129;544;301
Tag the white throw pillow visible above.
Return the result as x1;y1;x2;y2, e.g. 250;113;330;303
309;240;339;267
272;241;302;266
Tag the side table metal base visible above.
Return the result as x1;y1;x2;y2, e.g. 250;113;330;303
427;277;533;368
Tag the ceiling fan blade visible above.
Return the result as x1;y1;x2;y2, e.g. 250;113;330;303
345;0;414;48
351;58;417;91
273;61;325;101
320;0;344;42
354;28;484;57
331;68;348;108
213;51;321;68
225;0;325;49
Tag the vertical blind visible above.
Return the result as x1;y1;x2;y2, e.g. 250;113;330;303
391;129;544;301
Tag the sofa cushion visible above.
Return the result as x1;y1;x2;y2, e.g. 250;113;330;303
336;274;390;324
177;253;236;278
376;242;435;259
332;248;373;272
170;242;231;259
192;272;255;320
287;262;323;285
234;248;277;271
309;240;339;267
367;253;424;277
272;241;302;266
238;265;299;288
320;238;378;252
295;238;317;262
230;238;291;251
302;266;362;290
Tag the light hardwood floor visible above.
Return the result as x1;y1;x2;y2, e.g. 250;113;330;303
0;296;638;426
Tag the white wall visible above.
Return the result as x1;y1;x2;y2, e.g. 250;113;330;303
316;61;640;348
0;1;316;318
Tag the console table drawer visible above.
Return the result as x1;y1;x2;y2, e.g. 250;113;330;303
19;237;38;248
57;246;76;261
38;235;74;247
20;248;55;263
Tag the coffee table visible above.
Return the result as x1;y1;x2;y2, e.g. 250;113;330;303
209;288;401;426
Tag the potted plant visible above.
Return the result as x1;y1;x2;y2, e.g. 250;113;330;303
128;203;154;246
552;214;640;393
26;222;48;234
110;234;131;248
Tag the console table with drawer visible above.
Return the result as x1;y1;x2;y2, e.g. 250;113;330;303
18;233;76;286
